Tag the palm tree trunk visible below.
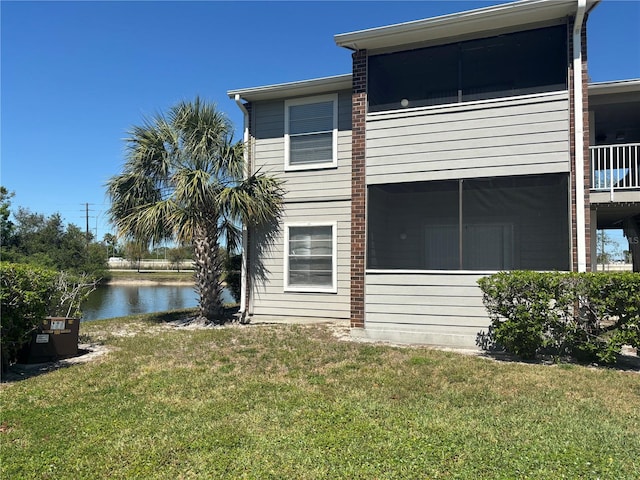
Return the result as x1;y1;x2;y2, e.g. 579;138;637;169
192;227;225;322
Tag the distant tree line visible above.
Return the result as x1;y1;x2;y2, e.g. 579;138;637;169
1;187;105;369
0;186;109;280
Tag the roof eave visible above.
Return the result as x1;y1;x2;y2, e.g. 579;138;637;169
588;79;640;96
228;74;352;103
334;0;600;52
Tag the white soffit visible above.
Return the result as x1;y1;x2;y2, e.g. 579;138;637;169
334;0;600;52
227;74;352;102
588;79;640;96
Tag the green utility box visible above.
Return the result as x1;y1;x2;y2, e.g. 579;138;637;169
27;317;80;363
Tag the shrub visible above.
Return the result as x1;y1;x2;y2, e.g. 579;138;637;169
478;271;640;364
0;262;58;370
0;262;99;370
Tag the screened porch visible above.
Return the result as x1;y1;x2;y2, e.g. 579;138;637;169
367;173;570;273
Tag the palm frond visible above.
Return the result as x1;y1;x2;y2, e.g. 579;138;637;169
218;173;285;227
212;140;245;182
125;120;172;183
106;172;161;227
170;97;233;171
217;216;242;254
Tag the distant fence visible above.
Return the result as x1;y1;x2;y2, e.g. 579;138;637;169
595;263;633;272
108;258;193;270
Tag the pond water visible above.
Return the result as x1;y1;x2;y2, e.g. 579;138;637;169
82;285;235;321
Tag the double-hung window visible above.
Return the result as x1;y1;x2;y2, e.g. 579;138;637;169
284;94;338;170
285;223;337;292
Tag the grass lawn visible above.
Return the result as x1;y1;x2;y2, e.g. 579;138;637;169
107;270;194;283
1;312;639;479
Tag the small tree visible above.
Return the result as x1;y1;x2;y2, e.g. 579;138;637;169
123;241;147;272
596;230;620;268
167;246;191;272
107;98;283;322
103;233;119;257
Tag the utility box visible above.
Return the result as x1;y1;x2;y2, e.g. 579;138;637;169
27;317;80;363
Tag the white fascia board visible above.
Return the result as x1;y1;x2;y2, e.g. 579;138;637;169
227;74;352;103
334;0;600;52
588;79;640;96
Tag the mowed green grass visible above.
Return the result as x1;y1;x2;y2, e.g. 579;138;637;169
107;270;194;283
1;313;639;479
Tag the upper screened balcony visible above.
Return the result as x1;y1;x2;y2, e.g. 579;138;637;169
589;80;640;204
367;25;568;113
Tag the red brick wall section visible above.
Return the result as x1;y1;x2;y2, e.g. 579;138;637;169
568;17;592;271
351;49;367;328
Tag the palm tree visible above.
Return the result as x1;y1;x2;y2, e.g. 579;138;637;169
107;98;283;322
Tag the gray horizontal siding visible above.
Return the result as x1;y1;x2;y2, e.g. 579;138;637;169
249;200;351;321
251;91;352;201
253;92;352;139
366;92;570;184
351;324;486;348
364;272;490;347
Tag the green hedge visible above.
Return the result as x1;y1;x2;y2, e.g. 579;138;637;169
0;262;97;370
477;271;640;364
0;262;58;370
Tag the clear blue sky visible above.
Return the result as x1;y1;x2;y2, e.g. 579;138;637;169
2;0;639;242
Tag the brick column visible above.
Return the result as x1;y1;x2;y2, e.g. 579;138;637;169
351;50;367;328
568;17;592;271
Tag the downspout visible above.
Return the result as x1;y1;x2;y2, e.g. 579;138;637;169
234;94;250;316
573;0;587;272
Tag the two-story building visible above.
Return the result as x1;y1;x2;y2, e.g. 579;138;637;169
228;0;640;348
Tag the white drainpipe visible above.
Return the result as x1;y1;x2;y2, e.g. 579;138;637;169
234;94;250;315
573;0;587;272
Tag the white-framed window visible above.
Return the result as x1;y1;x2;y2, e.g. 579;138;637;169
284;94;338;171
284;222;337;293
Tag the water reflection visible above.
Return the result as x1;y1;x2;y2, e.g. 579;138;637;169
126;287;143;313
82;285;234;321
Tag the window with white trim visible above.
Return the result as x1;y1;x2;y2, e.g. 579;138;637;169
285;223;337;292
284;94;338;170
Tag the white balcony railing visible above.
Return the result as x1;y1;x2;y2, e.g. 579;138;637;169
590;143;640;195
